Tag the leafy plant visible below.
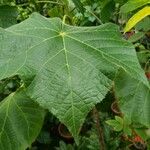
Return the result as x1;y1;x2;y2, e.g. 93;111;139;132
106;116;132;135
0;12;149;149
0;0;150;149
121;0;150;33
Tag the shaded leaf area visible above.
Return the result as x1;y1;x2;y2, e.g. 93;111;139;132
115;71;150;128
0;13;148;143
100;0;115;23
0;0;14;5
71;0;85;14
0;89;45;150
0;5;18;28
0;76;21;101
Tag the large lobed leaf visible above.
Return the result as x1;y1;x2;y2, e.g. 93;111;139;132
0;13;149;143
0;89;45;150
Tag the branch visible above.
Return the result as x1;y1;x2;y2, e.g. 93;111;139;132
92;107;106;150
36;1;64;6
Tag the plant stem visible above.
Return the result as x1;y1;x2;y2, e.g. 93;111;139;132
111;82;123;117
144;59;150;71
36;1;64;6
63;15;67;24
88;10;102;24
92;107;106;150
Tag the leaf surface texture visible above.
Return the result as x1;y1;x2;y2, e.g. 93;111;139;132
0;13;148;142
0;89;45;150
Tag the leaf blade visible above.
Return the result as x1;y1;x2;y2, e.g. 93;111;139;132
0;89;45;150
0;13;148;143
124;6;150;33
120;0;150;13
115;71;150;128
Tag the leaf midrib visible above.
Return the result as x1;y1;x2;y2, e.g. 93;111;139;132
62;34;77;136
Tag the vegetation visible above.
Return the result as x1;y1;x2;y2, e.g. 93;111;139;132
0;0;150;149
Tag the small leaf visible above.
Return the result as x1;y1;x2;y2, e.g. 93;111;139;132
124;6;150;33
123;117;132;136
106;119;123;131
123;126;132;136
115;116;123;125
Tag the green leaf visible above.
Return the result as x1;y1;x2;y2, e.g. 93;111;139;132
115;116;123;125
123;126;132;136
123;116;132;136
71;0;85;14
0;5;18;28
114;0;127;5
0;89;45;150
137;51;150;64
136;16;150;31
106;116;132;135
128;32;145;43
106;119;123;131
100;0;115;23
83;128;100;150
135;128;150;141
120;0;150;13
0;13;148;143
124;6;150;33
115;70;150;128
